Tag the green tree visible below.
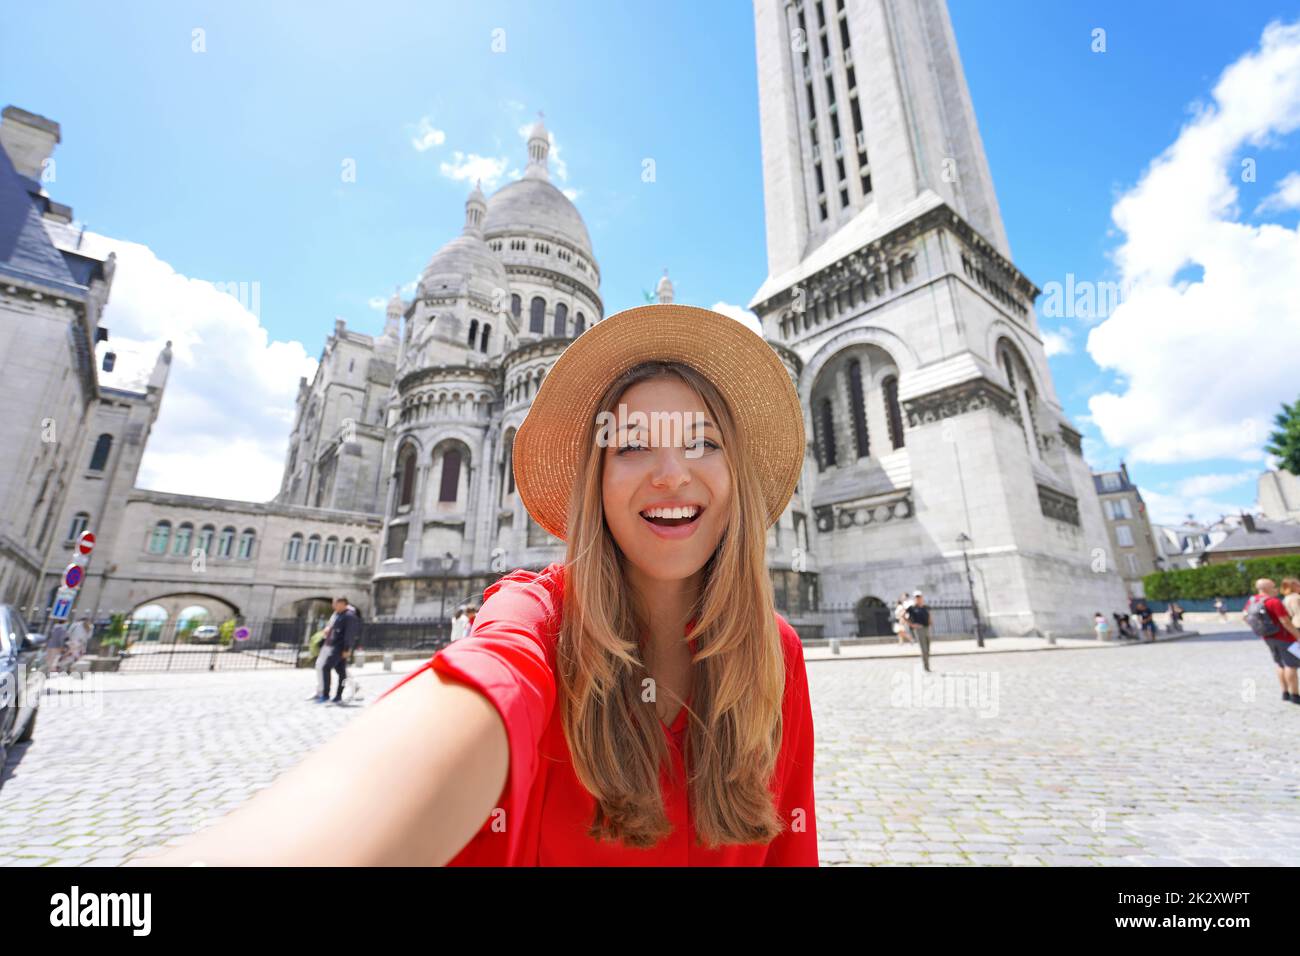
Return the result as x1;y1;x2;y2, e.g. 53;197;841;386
1266;397;1300;475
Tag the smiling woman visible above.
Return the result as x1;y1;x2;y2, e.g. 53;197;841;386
139;304;816;867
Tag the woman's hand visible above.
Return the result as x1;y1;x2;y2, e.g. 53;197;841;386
130;666;508;866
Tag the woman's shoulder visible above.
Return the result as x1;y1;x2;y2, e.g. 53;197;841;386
476;563;567;632
773;611;807;666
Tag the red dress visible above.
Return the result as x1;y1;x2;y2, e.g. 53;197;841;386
376;562;819;866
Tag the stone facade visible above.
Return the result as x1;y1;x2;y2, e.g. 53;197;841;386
0;107;115;612
747;0;1127;636
1091;464;1160;598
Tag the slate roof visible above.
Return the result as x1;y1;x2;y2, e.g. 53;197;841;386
0;138;89;297
1208;517;1300;555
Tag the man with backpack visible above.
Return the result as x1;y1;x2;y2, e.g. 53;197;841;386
1243;578;1300;704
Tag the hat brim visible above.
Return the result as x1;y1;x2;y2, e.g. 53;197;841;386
512;303;806;542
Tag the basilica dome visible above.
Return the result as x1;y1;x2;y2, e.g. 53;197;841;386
481;117;592;256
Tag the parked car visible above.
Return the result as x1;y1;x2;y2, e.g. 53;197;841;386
190;625;221;644
1;605;47;777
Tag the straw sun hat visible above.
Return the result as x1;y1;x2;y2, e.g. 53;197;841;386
512;303;806;541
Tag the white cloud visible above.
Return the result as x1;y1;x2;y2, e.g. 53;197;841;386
439;151;509;189
1141;486;1246;526
709;301;763;337
1257;169;1300;212
1086;20;1300;465
1041;328;1072;356
79;232;316;502
408;116;446;152
1173;470;1257;497
562;187;581;202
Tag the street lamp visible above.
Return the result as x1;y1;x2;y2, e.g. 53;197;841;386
956;532;984;648
438;551;456;635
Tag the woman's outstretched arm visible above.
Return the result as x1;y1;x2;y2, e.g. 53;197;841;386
131;666;508;867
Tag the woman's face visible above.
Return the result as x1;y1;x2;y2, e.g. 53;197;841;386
601;377;732;588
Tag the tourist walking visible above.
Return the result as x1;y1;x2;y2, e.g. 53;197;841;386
1213;596;1227;622
893;593;913;644
904;590;932;671
1093;612;1110;641
316;597;360;704
1133;601;1157;642
1244;578;1300;704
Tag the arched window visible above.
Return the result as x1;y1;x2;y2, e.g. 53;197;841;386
530;296;545;334
817;398;837;469
847;358;869;459
439;448;462;503
238;529;256;559
287;533;303;562
358;540;372;566
89;433;113;471
218;526;236;558
998;341;1041;458
467;318;479;347
883;375;905;450
341;538;355;564
148;521;171;554
395;444;417;512
324;536;338;563
480;323;491;353
575;311;586;335
67;512;90;542
173;523;193;556
501;428;516;502
306;535;321;562
196;525;215;555
511;294;522;320
554;302;568;336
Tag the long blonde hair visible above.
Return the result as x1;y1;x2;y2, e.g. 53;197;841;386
556;360;787;849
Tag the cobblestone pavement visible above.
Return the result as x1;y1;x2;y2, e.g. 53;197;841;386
1;627;1296;866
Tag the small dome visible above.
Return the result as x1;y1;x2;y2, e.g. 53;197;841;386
655;268;674;304
419;234;508;295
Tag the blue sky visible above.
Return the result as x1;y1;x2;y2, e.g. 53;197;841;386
3;0;1299;519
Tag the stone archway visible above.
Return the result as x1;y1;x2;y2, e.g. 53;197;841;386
128;592;240;644
855;595;893;637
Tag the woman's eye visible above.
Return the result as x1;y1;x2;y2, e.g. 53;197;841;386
617;444;648;455
689;440;721;452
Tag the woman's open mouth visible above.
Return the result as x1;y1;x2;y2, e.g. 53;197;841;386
639;504;704;540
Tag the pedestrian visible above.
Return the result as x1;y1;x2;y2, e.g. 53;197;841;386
1134;601;1157;642
314;597;359;704
1093;612;1110;641
309;607;339;702
449;605;468;643
46;620;68;672
1279;578;1300;636
1243;578;1300;704
893;593;912;644
1167;601;1184;633
143;304;818;866
65;613;92;665
1213;596;1227;622
905;590;932;671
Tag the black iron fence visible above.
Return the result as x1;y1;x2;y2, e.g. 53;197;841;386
63;617;455;674
779;600;987;643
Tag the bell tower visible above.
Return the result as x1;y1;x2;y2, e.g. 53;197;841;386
750;0;1126;637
